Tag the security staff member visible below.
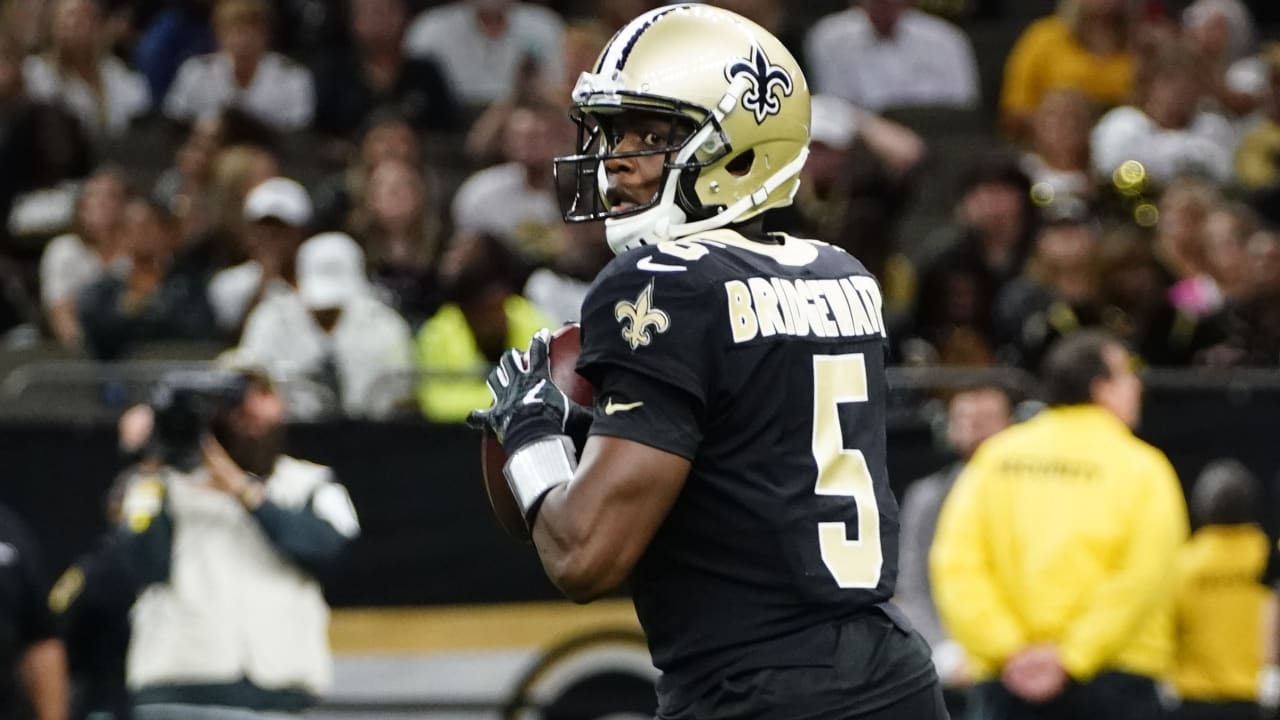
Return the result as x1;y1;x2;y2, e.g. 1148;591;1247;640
931;330;1188;720
1171;460;1275;720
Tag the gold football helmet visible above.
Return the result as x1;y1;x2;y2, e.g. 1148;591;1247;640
554;4;811;255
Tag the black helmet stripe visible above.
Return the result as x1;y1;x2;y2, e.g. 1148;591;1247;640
595;5;683;74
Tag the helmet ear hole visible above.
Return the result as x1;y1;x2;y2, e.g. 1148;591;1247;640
725;149;755;177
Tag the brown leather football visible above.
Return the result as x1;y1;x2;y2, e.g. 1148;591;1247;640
481;323;595;541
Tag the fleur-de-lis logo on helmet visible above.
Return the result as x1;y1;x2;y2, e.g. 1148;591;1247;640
725;45;794;125
614;281;671;351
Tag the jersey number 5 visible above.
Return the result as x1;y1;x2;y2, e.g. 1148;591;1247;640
811;353;883;589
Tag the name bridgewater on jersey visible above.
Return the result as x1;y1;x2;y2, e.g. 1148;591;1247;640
724;274;887;344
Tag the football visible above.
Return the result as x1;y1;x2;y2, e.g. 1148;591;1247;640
481;323;595;541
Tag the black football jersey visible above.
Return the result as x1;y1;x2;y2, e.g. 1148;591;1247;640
576;229;901;691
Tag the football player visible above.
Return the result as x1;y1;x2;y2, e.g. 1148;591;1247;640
468;5;946;718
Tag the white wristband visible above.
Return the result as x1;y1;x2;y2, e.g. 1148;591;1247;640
503;435;577;526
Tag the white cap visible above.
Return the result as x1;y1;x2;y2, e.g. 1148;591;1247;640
243;177;313;226
296;232;370;310
809;94;861;150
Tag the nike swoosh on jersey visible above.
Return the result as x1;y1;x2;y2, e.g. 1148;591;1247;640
604;399;645;415
637;257;687;273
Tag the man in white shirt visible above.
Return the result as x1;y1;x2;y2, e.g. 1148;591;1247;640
238;232;414;418
805;0;979;113
451;102;567;265
208;176;311;336
1091;43;1236;186
163;0;315;132
402;0;564;109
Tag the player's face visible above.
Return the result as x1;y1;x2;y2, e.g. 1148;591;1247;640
601;112;689;213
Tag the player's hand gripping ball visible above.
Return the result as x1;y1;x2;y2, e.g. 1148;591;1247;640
468;324;595;540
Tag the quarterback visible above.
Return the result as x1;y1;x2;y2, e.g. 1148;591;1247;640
469;5;946;718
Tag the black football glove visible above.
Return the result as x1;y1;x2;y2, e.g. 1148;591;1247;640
467;329;593;454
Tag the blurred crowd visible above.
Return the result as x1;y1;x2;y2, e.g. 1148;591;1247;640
0;0;1276;424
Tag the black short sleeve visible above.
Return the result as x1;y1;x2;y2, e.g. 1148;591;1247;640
577;246;718;406
589;366;704;460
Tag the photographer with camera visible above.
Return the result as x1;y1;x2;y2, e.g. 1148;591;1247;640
115;365;359;719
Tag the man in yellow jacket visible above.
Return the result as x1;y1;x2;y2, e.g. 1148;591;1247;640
931;330;1188;720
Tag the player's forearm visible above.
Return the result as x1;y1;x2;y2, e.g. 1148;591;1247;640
533;483;628;604
22;639;68;720
527;437;680;604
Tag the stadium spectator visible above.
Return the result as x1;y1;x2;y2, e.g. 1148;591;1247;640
1152;177;1221;317
1182;0;1263;118
238;231;415;418
451;100;567;269
0;33;94;254
414;231;549;423
345;158;442;324
904;156;1036;365
131;0;216;105
311;109;422;234
267;0;347;65
0;503;69;720
1170;459;1275;720
21;0;150;138
39;167;128;349
779;93;924;271
805;0;980;113
462;17;606;166
1021;89;1096;203
311;0;459;139
2;0;51;53
1094;227;1224;367
151;107;275;244
153;115;224;230
163;0;315;133
403;0;565;111
152;141;281;307
1091;40;1236;186
78;197;218;361
207;176;310;337
1201;202;1260;310
1235;43;1280;193
994;199;1105;369
1208;227;1280;366
896;384;1012;715
932;330;1188;720
1000;0;1141;138
120;363;359;718
521;218;611;326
